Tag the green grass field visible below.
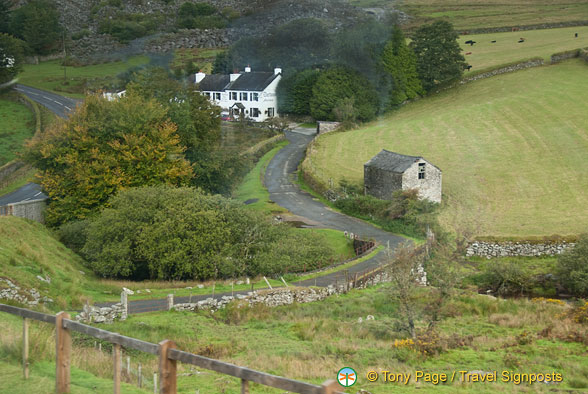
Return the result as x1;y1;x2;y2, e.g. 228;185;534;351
460;26;588;72
397;0;588;31
17;56;149;98
0;97;35;166
303;60;588;237
48;286;588;393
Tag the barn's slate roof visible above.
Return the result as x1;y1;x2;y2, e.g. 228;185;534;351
198;75;230;91
364;150;425;173
227;72;279;91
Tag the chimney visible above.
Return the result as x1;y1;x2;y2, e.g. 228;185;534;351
195;72;206;84
245;65;251;72
274;67;282;75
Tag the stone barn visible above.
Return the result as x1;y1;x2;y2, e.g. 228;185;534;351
364;150;442;203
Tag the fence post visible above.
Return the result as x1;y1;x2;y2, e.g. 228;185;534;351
138;363;142;388
23;317;29;379
158;340;177;394
167;294;174;311
55;311;71;394
113;343;121;394
241;379;249;394
321;379;338;394
153;372;158;394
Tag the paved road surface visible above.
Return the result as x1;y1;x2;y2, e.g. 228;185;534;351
0;85;80;203
99;128;408;313
0;182;47;206
14;84;80;119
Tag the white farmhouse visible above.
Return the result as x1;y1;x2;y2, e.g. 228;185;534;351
195;66;281;122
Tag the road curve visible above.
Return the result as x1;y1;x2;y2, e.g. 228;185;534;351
14;84;80;119
12;85;410;312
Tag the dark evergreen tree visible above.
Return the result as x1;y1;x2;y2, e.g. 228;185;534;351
310;66;379;122
381;26;424;107
10;0;61;55
410;21;466;92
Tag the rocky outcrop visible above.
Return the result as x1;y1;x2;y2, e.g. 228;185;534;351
145;29;231;52
0;278;53;307
466;241;575;258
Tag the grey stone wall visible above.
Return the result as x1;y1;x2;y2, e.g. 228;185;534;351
0;278;53;307
401;160;442;203
317;121;341;135
466;241;575;258
1;199;46;223
364;166;403;200
551;50;580;64
461;59;545;85
460;20;588;35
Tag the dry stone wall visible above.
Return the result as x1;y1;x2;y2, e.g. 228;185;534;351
466;241;575;258
0;278;53;307
461;59;544;84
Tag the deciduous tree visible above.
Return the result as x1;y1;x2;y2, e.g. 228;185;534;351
24;94;193;226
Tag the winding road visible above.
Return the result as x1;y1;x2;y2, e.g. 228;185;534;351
7;85;408;313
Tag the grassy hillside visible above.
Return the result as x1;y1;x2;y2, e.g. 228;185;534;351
303;60;588;237
460;26;588;72
0;217;117;309
396;0;588;31
95;285;588;393
0;97;35;166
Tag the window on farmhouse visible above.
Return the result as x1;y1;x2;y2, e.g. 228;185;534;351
251;108;260;117
205;92;211;98
251;92;259;101
230;92;237;100
268;108;274;117
240;92;248;101
215;93;221;100
418;163;426;179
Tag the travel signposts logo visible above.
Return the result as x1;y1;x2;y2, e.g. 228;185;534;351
337;367;357;387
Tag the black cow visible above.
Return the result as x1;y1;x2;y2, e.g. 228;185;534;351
465;40;476;46
491;40;497;43
464;65;473;71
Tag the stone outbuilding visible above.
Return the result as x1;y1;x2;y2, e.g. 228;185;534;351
364;150;442;203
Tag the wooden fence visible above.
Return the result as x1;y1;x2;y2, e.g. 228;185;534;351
0;303;341;394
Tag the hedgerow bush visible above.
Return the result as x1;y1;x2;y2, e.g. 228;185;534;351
557;233;588;296
333;188;440;239
81;186;337;281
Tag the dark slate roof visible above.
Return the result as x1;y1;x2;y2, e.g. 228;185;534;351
227;72;279;92
198;75;230;92
364;150;424;173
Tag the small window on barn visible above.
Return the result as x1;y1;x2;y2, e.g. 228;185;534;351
418;163;426;179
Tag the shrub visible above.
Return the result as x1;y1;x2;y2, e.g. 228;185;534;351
476;260;533;296
557;233;588;296
81;186;337;280
98;13;163;43
71;29;91;40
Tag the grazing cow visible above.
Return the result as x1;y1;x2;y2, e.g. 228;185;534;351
465;65;473;71
465;40;473;44
465;52;472;55
491;40;497;43
512;27;519;32
575;33;578;38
